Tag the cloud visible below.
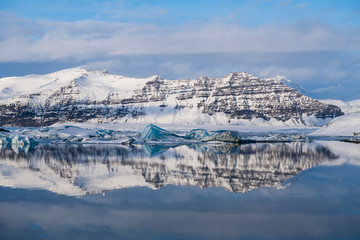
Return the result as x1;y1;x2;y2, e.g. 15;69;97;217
309;83;360;100
0;11;359;62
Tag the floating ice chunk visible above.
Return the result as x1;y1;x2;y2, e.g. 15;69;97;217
184;129;209;140
140;124;182;141
96;129;115;138
204;130;242;143
288;134;307;142
258;133;307;142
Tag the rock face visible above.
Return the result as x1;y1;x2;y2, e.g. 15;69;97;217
0;143;338;195
0;68;343;127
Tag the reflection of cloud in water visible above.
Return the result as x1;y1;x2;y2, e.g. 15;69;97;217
0;142;339;196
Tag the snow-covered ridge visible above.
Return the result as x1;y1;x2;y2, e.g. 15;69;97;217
0;68;343;127
0;67;155;102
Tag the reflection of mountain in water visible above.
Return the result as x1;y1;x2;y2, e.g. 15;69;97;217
0;143;338;196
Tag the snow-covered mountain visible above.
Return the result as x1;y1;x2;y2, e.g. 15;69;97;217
0;68;343;127
0;143;338;196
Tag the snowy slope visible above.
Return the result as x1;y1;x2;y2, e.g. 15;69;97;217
310;112;360;136
0;68;86;101
0;68;153;104
312;98;360;136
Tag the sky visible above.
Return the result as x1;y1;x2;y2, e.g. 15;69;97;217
0;0;359;100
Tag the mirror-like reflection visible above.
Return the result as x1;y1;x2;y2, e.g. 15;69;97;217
0;142;338;195
1;141;359;240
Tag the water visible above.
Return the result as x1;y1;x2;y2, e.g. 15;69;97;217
0;141;359;239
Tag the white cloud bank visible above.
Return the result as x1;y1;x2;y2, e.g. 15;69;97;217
0;11;359;62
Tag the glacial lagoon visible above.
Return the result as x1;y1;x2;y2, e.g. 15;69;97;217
0;141;359;239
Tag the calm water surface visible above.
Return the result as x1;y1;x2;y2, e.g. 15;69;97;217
0;141;359;240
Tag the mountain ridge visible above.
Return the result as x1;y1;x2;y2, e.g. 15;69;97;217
0;68;343;127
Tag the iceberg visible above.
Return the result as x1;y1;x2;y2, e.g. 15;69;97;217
204;130;243;143
140;125;247;144
184;129;209;140
253;133;307;142
140;124;183;142
96;129;115;138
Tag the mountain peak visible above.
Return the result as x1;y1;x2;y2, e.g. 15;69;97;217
49;67;88;76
